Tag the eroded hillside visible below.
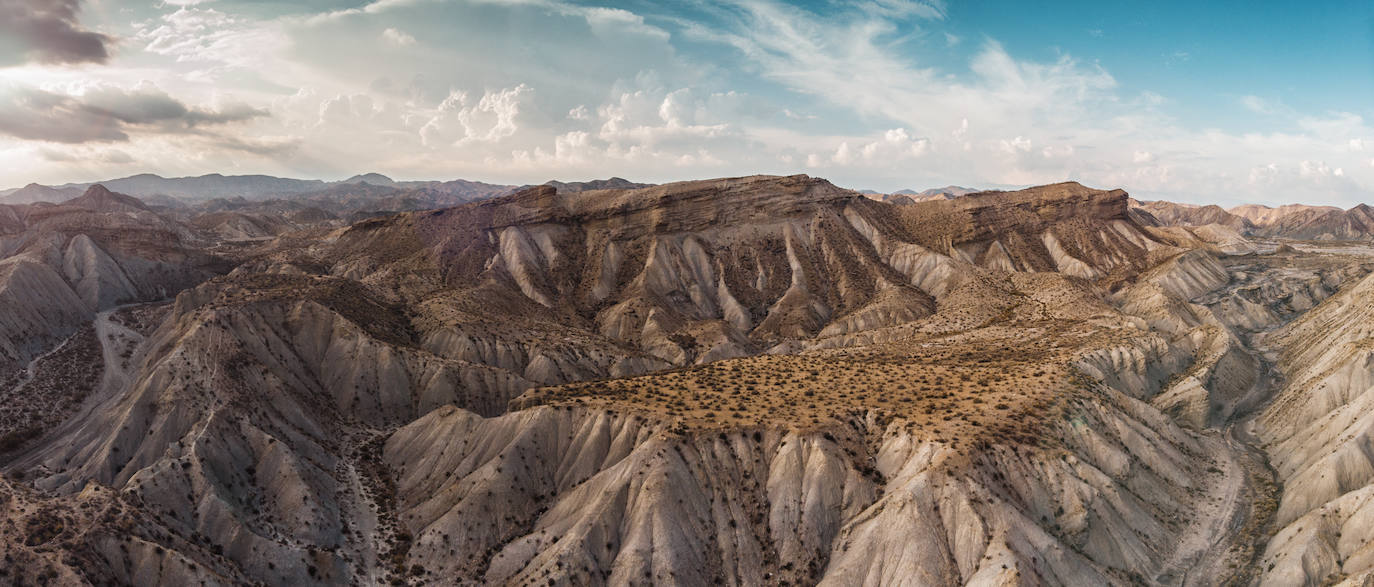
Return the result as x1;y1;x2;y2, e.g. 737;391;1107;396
1;175;1371;586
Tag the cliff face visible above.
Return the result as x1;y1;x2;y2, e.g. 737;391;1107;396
882;182;1172;283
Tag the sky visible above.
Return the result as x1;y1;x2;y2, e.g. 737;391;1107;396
0;0;1372;206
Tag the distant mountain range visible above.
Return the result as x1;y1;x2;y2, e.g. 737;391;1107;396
0;173;657;206
859;185;982;205
538;177;652;193
895;185;980;199
1131;199;1374;240
2;183;84;204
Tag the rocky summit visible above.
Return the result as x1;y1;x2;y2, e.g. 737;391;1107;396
2;175;1374;586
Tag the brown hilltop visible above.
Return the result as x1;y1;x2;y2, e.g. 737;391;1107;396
62;184;150;213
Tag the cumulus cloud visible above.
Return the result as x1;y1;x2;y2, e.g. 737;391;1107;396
0;0;111;66
0;82;267;143
999;136;1032;154
596;86;732;147
381;27;415;46
1299;160;1342;177
419;84;532;146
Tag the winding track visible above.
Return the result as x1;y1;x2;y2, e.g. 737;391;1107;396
2;302;155;473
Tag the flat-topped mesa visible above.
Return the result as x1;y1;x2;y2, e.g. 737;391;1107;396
895;181;1131;243
472;174;855;235
880;181;1169;282
952;181;1129;225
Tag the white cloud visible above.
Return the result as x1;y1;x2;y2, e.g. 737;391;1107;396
381;27;416;46
1300;160;1336;177
857;0;946;19
999;136;1032;154
418;84;531;146
1241;95;1275;115
1041;144;1073;159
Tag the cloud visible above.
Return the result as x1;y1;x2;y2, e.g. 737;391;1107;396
137;6;288;70
596;86;732;147
1241;95;1276;114
999;135;1032;154
419;84;532;146
1;0;1371;205
1299;159;1341;177
381;27;415;46
207;133;301;156
0;0;112;66
0;82;267;143
38;145;133;164
858;0;946;19
309;0;671;41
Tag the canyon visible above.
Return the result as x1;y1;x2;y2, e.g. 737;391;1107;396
0;176;1372;586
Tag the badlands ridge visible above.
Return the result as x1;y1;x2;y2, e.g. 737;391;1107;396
0;176;1372;585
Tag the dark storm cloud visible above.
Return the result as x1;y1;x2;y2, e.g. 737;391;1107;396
0;84;269;143
0;0;112;66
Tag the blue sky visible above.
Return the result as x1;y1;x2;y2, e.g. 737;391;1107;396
0;0;1371;206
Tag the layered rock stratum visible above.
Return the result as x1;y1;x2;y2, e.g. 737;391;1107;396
1;176;1373;586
